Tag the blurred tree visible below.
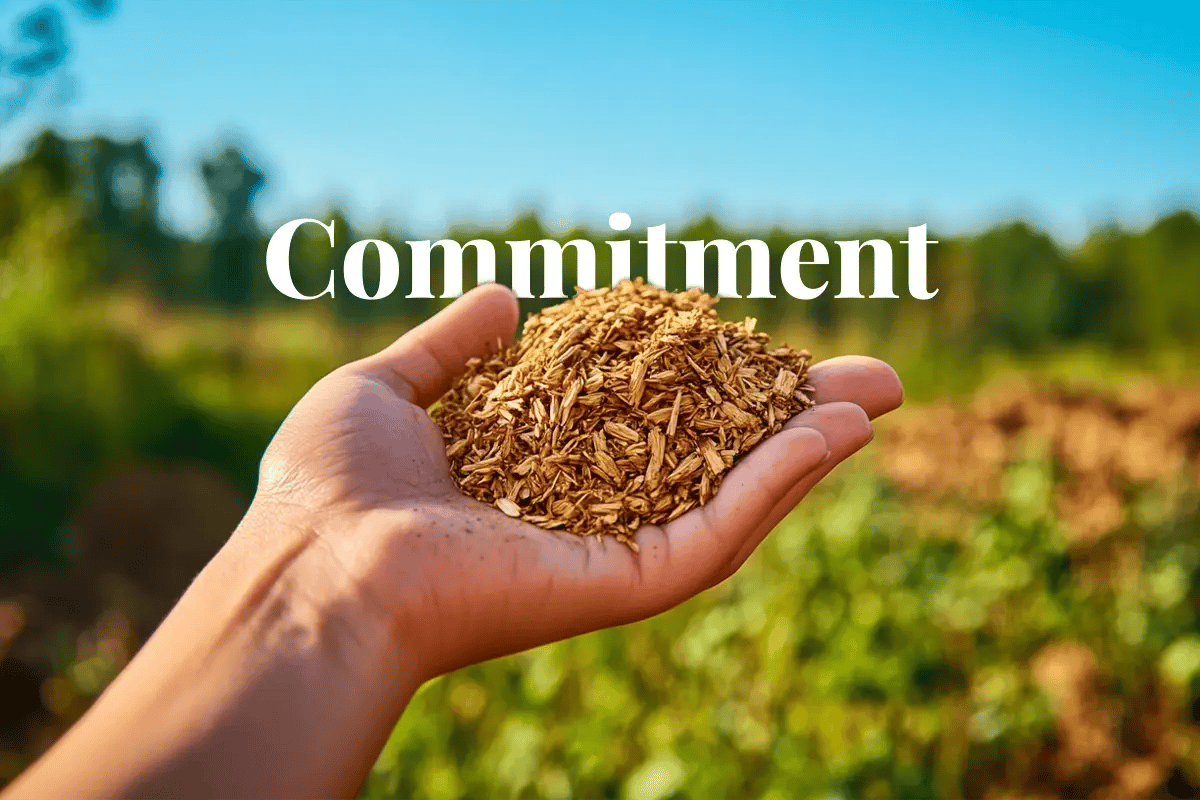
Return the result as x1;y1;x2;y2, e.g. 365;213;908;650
970;223;1071;352
1136;211;1200;348
200;146;264;311
1073;224;1129;346
0;1;118;124
89;137;160;234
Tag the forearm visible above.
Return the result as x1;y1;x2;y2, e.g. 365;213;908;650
4;502;420;800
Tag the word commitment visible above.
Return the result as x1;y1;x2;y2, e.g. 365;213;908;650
265;213;939;301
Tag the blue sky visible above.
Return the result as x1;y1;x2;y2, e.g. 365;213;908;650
1;0;1197;243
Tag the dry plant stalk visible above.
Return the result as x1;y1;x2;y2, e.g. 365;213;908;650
432;279;816;549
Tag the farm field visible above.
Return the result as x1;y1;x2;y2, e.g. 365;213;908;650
3;133;1200;798
5;326;1200;798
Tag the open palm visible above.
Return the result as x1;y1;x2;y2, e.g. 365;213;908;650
255;284;903;682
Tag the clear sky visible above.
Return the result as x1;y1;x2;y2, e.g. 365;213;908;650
1;0;1197;243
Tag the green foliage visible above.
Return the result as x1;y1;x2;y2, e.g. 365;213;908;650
359;462;1200;799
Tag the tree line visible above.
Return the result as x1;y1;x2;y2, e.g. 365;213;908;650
3;130;1199;356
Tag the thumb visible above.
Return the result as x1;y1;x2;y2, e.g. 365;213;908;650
356;283;520;407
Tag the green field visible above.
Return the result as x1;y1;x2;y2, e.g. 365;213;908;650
4;132;1200;798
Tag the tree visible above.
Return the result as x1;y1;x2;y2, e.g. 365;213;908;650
200;146;264;311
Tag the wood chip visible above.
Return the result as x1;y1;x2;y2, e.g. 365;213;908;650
604;421;641;443
700;441;725;475
431;279;815;549
666;389;684;438
496;498;521;517
773;368;799;397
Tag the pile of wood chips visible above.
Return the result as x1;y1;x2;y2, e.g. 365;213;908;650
432;279;816;549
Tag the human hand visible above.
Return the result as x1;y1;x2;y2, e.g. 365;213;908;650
1;284;902;800
252;283;903;682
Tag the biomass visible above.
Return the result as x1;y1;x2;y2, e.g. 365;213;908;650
432;279;816;548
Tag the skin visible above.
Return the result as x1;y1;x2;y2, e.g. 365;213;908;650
3;284;902;799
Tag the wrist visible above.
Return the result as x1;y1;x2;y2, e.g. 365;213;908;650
7;499;424;800
227;497;424;697
160;498;425;794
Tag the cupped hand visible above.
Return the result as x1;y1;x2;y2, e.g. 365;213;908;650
253;284;903;681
